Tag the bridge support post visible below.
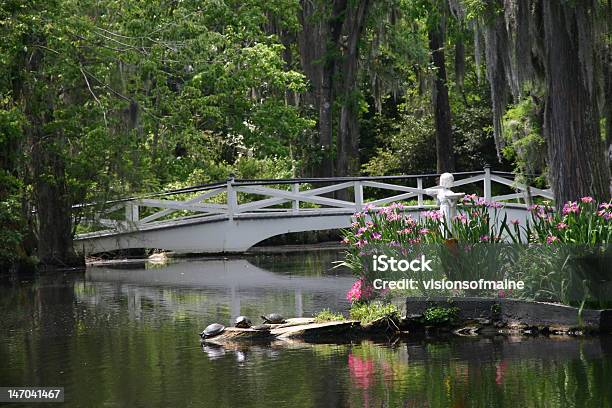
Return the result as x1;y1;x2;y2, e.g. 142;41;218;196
292;183;300;213
484;165;492;202
227;175;237;221
354;181;363;211
417;177;424;207
125;202;139;224
523;187;533;207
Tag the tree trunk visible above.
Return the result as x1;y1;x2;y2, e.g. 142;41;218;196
454;35;465;94
604;0;612;183
337;0;370;177
542;1;611;205
23;45;83;268
428;22;455;173
31;144;82;267
297;0;346;177
319;57;335;177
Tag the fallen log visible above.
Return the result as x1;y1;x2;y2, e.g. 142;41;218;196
274;320;360;340
202;319;361;345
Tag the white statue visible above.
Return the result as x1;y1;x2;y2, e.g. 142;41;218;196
425;173;465;236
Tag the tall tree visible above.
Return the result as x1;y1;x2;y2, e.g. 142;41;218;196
18;6;84;266
298;0;371;177
541;0;610;203
337;0;371;177
475;0;611;204
297;0;344;177
428;12;455;173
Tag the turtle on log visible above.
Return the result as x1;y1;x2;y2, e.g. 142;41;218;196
234;316;252;328
261;313;286;324
200;323;225;339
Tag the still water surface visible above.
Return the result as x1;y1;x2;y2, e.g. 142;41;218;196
1;251;612;407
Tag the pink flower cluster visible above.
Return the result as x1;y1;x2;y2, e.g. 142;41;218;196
462;194;503;208
346;278;373;303
343;196;610;252
453;213;468;224
355;239;368;248
377;204;404;221
598;203;611;220
529;204;554;219
421;210;443;220
562;201;580;215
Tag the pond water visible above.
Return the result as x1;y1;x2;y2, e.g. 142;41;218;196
1;251;612;407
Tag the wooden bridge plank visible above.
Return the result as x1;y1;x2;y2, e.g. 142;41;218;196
490;175;553;199
235;185;355;209
361;180;425;194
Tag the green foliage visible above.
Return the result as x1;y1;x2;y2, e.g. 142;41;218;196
462;0;488;20
363;106;437;175
313;309;345;323
423;306;459;325
349;301;400;324
0;186;24;266
0;0;317;264
491;302;501;316
451;83;500;170
169;156;295;189
510;244;612;309
0;103;26;266
502;97;547;187
363;76;502;176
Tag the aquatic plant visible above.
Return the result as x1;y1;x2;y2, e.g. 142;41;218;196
349;302;400;324
422;306;460;326
313;309;345;323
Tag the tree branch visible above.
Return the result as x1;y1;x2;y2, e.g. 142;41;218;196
80;65;108;127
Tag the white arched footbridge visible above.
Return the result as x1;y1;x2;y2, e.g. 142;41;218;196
74;168;552;255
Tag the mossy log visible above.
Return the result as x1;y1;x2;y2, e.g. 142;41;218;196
274;320;360;340
202;318;361;345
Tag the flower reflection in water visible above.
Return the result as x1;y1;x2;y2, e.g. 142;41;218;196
348;353;376;389
496;359;508;385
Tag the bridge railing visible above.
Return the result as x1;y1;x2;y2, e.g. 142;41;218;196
80;167;552;232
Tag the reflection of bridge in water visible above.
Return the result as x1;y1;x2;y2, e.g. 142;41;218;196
75;168;552;254
83;258;355;323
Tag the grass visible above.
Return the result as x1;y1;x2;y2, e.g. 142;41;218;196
313;308;345;323
349;302;400;324
423;306;460;325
